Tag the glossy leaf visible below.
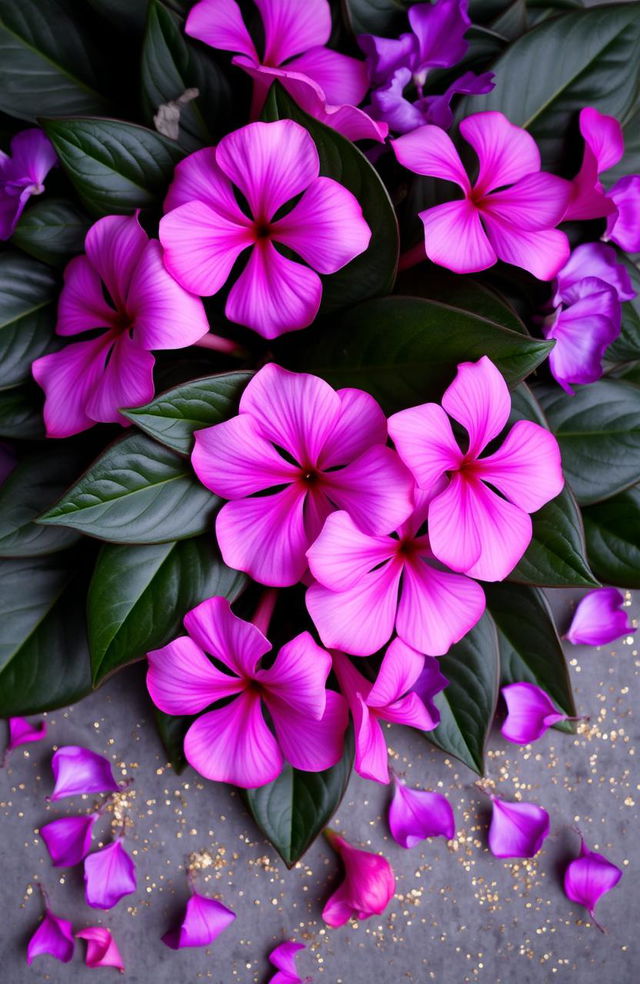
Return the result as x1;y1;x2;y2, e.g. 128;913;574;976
583;485;640;588
343;0;408;35
42;117;184;216
606;254;640;364
38;432;218;544
0;384;45;439
12;199;91;268
124;371;253;455
88;0;148;34
245;729;354;867
426;612;500;774
0;252;58;390
88;536;246;685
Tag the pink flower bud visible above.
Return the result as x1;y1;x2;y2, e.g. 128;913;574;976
162;892;236;948
388;777;455;849
322;830;395;927
487;796;550;859
84;839;137;910
76;926;125;972
564;837;622;930
50;746;119;800
27;908;74;966
40;813;98;867
501;683;567;744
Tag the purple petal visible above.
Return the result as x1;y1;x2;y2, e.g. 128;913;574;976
566;588;635;646
564;838;622;922
27;909;75;965
545;278;620;393
488;797;550;858
84;839;137;910
555;242;635;304
162;892;236;949
76;927;125;972
368;68;426;134
358;32;416;87
6;716;46;752
605;174;640;253
40;814;98;867
409;0;470;77
501;683;566;744
411;656;449;725
389;779;455;848
50;746;119;800
418;71;495;131
268;940;305;984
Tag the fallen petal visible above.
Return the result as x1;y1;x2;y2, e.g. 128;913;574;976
388;779;455;848
40;814;98;867
566;588;635;646
76;926;125;972
6;716;47;754
322;830;395;927
84;839;137;910
488;797;550;858
50;746;119;800
268;940;306;984
27;908;74;965
501;682;567;744
162;892;236;948
563;837;622;925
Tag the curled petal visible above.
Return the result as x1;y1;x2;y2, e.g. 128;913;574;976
84;839;137;910
411;656;449;726
389;779;455;848
459;111;540;195
501;682;566;744
27;909;74;965
268;940;305;984
183;595;271;684
76;927;125;972
162;892;236;949
6;716;46;752
408;0;470;73
555;242;635;304
605;174;640;253
566;588;635;646
546;279;621;393
40;814;98;868
367;637;425;709
565;107;624;221
487;797;550;859
564;838;622;923
50;746;118;800
323;831;395;926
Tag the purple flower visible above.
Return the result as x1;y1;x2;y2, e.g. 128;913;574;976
5;716;46;758
268;941;306;984
40;814;98;867
388;777;455;848
27;907;75;966
0;129;57;240
84;839;137;909
76;927;125;972
411;657;449;722
500;683;567;744
564;837;622;930
554;242;635;306
566;588;635;647
369;67;494;134
162;892;236;949
487;796;550;859
604;174;640;253
50;746;119;800
322;830;395;927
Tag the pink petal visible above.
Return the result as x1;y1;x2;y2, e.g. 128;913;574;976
40;814;98;867
459;112;540;195
287;46;368;106
185;0;258;60
272;176;370;274
323;832;396;923
564;838;622;921
306;510;395;592
57;255;118;336
162;892;236;949
480;172;571;230
84;214;147;311
388;402;462;492
159;200;253;297
268;941;305;984
76;927;125;972
268;689;349;772
50;746;118;800
183;595;271;679
226;241;322;338
352;695;391;783
321;882;356;928
192;414;298;499
215;485;308;586
566;588;635;646
83;332;156;424
605;175;640;253
184;692;283;787
397;557;486;656
367;637;425;709
84;839;137;909
501;682;566;744
319;387;388;469
565;108;624;221
442;356;511;458
488;797;550;858
277;68;388;141
146;636;246;717
556;242;635;303
474;419;564;513
579;106;624;173
257;632;331;718
389;780;455;848
322;445;415;535
27;909;75;965
6;716;46;751
32;334;117;438
421;199;497;274
482;215;570;281
255;0;331;64
392;124;470;189
163;146;248;219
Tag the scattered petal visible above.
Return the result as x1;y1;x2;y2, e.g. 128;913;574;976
40;814;98;868
388;778;455;848
50;747;119;800
566;588;635;646
268;941;306;984
5;716;46;754
563;837;622;927
84;839;137;910
27;908;74;965
487;797;550;859
162;892;236;949
322;831;395;927
76;927;125;972
501;683;567;744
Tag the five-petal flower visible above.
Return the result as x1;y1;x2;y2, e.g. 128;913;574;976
0;129;57;240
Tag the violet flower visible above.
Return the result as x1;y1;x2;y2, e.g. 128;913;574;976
605;174;640;253
368;67;494;133
268;941;306;984
4;716;46;759
76;927;125;973
162;892;236;949
564;837;622;930
322;830;395;927
50;746;119;800
40;813;98;867
0;129;57;240
500;683;567;745
388;777;455;848
27;905;75;966
412;657;449;722
84;838;137;909
566;588;635;647
487;795;550;859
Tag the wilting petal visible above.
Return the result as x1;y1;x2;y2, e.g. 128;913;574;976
146;636;246;717
184;692;283;787
162;892;236;949
84;332;156;423
392;124;470;187
460;111;540;195
307;511;396;592
501;682;566;744
564;838;622;923
605;174;640;253
482;214;570;281
27;909;74;965
50;746;118;800
185;0;258;60
6;716;46;752
256;0;331;65
389;402;462;491
268;940;305;984
389;779;455;848
57;255;117;336
269;689;349;773
323;831;395;926
84;214;147;311
257;632;331;718
555;241;635;303
397;557;486;656
163;146;247;219
287;46;368;106
475;419;564;513
369;68;426;134
411;656;448;726
183;595;271;679
487;797;550;858
322;445;415;535
444;357;512;456
546;280;620;393
481;172;571;230
76;927;125;972
409;0;470;73
319;387;387;468
566;587;635;646
40;814;98;867
367;638;425;709
84;839;137;909
422;198;497;274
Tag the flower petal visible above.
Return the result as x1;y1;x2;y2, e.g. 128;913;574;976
566;587;635;646
480;172;571;230
367;637;425;709
76;927;125;972
488;797;550;858
321;883;356;928
6;716;46;751
40;814;98;867
319;387;388;468
162;893;236;949
57;255;118;336
163;146;248;219
306;510;395;592
556;241;635;303
269;689;349;772
408;0;470;72
442;356;511;458
392;124;470;188
257;631;331;718
474;419;564;513
579;106;625;173
278;68;388;141
185;0;258;60
501;682;566;744
482;215;570;281
84;839;137;909
84;332;156;424
9;128;57;185
268;941;306;984
421;199;497;274
418;70;495;131
183;595;271;679
85;214;148;311
27;910;74;965
388;402;462;491
358;32;416;87
287;46;368;106
411;656;449;725
50;746;118;800
255;0;331;64
396;556;486;655
32;334;117;438
352;694;391;783
322;445;415;535
146;636;246;716
389;780;455;848
605;174;640;253
564;838;622;921
460;111;540;195
324;832;396;922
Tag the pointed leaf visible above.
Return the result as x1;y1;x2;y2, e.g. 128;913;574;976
583;484;640;588
12;199;91;268
0;252;58;390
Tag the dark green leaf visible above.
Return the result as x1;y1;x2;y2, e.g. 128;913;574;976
0;251;58;389
605;107;640;184
124;371;253;455
486;582;577;719
0;383;45;439
38;432;218;543
538;379;640;505
426;612;499;774
245;729;354;867
583;484;640;588
88;0;148;34
343;0;407;35
606;253;640;364
42;117;184;216
12;199;91;267
152;707;192;773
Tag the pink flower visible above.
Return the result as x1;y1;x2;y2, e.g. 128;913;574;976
162;892;236;949
388;356;564;581
388;777;455;848
50;746;119;800
5;716;46;756
487;796;550;858
27;906;75;966
564;107;623;221
146;596;348;788
332;643;444;783
84;839;137;909
268;941;306;984
307;494;485;656
566;588;635;647
76;927;125;973
0;129;57;239
191;363;413;586
160;121;371;339
392;111;570;278
500;683;567;745
322;830;395;927
32;213;209;438
563;837;622;930
40;814;98;867
605;174;640;253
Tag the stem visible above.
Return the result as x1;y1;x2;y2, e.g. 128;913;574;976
186;867;198;895
252;589;278;637
193;334;248;359
398;241;426;272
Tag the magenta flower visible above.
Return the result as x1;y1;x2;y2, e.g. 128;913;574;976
160;121;371;339
307;496;485;657
487;796;550;859
0;129;57;240
76;927;125;973
27;906;75;966
84;838;137;910
368;67;494;134
40;814;98;867
322;830;395;927
162;893;236;949
564;107;623;221
500;683;567;745
563;837;622;930
392;112;570;278
50;746;119;800
332;643;444;784
388;356;564;582
566;588;635;647
147;596;348;788
191;363;413;587
604;174;640;253
32;213;209;438
268;941;306;984
5;716;46;756
388;777;455;848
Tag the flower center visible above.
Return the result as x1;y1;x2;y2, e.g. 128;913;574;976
300;467;320;487
253;219;272;241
